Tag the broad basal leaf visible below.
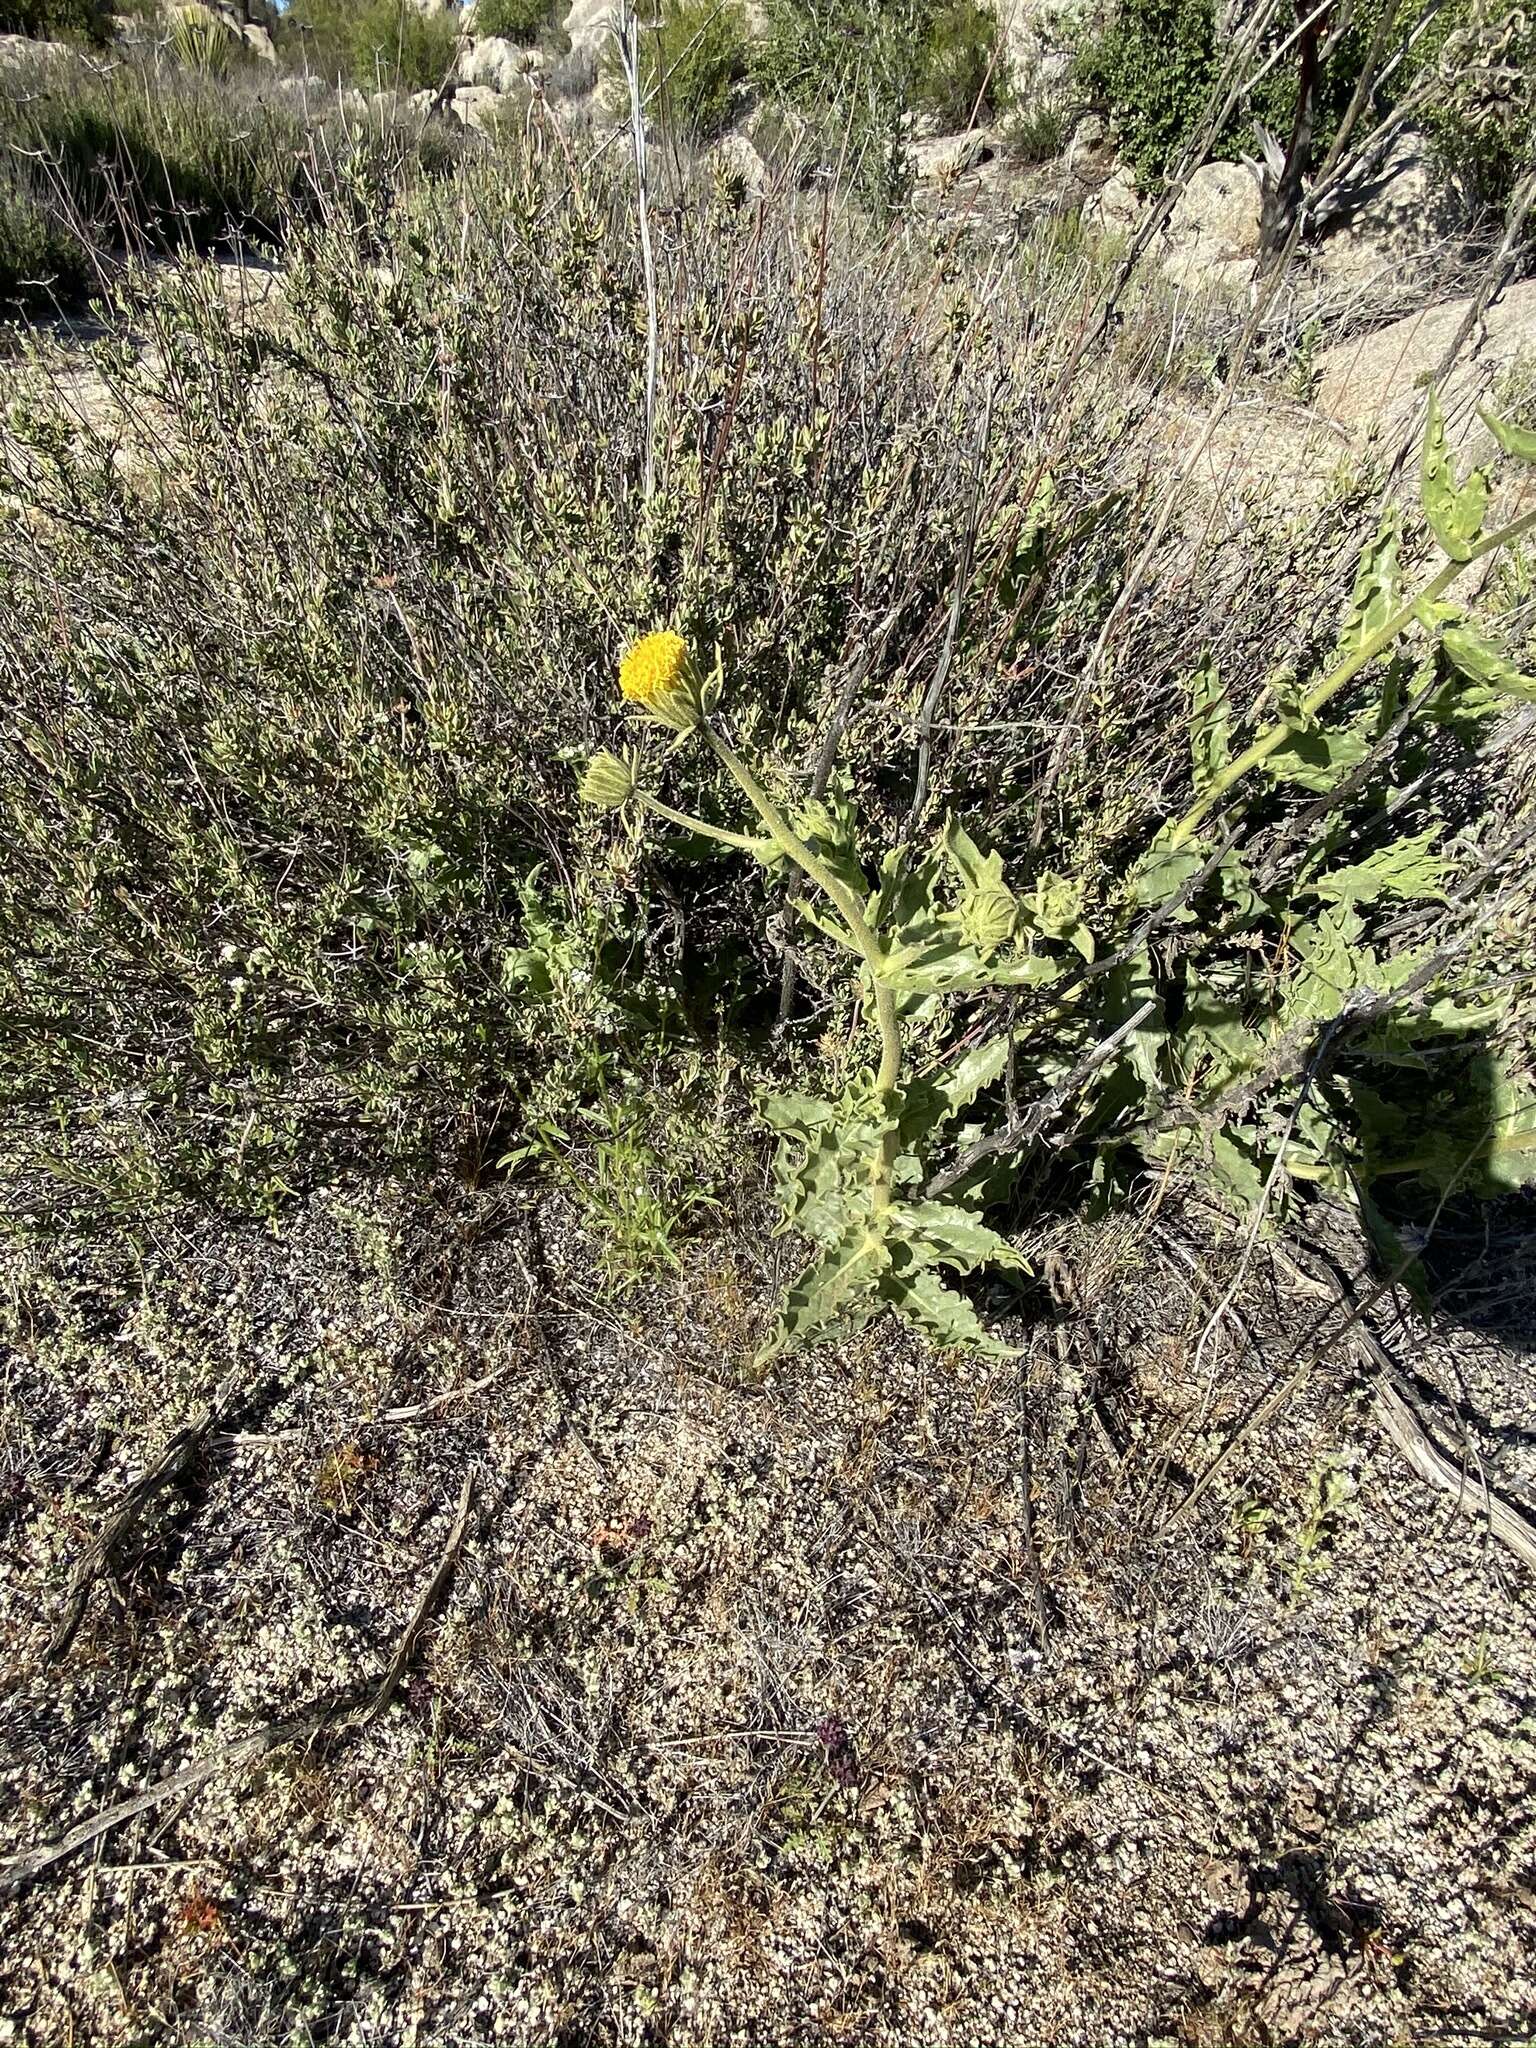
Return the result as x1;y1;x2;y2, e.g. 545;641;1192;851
928;1031;1013;1121
887;1199;1029;1275
1337;511;1402;660
879;1267;1019;1357
1189;655;1231;795
1441;624;1536;705
1131;840;1210;908
1285;907;1370;1022
763;1089;890;1246
1261;723;1372;792
1311;826;1448;907
766;1220;891;1357
1420;391;1488;562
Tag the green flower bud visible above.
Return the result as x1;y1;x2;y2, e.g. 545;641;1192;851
578;750;638;810
963;888;1018;957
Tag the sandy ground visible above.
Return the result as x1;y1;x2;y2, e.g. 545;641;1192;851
2;1179;1532;2048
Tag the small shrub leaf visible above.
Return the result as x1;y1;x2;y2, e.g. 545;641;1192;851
1339;513;1402;659
1310;828;1449;907
879;1267;1019;1356
888;1200;1028;1275
1441;624;1536;704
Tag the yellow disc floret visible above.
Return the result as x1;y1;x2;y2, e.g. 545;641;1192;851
618;631;702;732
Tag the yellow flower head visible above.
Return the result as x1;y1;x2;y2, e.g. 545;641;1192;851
619;631;703;733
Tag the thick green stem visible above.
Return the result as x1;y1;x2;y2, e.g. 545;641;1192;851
638;792;772;855
705;729;905;1200
1166;506;1536;853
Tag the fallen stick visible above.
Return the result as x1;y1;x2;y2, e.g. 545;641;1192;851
4;1475;477;1899
48;1369;244;1662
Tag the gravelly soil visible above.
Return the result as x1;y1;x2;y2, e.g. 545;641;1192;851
2;1182;1533;2048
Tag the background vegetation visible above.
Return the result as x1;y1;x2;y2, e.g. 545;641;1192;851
1077;0;1536;210
754;0;1010;202
277;0;459;90
0;44;464;314
0;0;115;41
610;0;753;140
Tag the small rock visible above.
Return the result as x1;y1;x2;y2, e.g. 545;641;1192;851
0;31;70;62
1082;166;1142;235
912;130;995;185
1314;129;1469;282
1065;111;1109;176
1168;160;1261;260
453;82;510;134
564;0;615;59
711;130;767;196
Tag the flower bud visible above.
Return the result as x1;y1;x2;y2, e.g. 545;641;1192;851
577;750;637;810
962;888;1017;957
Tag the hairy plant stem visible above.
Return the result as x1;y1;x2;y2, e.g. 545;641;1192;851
1166;506;1536;852
637;793;771;855
704;727;904;1206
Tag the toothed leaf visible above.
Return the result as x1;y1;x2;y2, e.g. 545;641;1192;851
1420;391;1488;562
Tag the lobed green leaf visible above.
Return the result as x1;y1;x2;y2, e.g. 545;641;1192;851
1420;391;1488;563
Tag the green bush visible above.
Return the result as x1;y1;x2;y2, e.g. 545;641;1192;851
279;0;459;91
0;0;113;42
1422;2;1536;213
3;142;1532;1316
915;0;1006;127
0;46;469;312
1077;0;1535;212
1003;91;1069;165
754;0;1008;207
0;161;94;311
754;0;925;205
472;0;554;43
1074;0;1220;181
0;54;308;264
613;0;751;141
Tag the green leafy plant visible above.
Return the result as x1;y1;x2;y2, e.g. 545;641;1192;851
582;399;1536;1362
169;2;234;77
753;0;923;207
280;0;458;91
608;0;751;140
914;0;1007;127
1289;1454;1352;1596
0;160;93;311
1073;0;1475;188
0;0;113;41
473;0;556;43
